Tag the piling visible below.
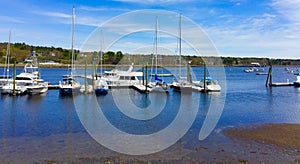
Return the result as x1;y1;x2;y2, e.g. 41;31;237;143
145;64;148;93
84;55;87;94
269;65;273;86
12;61;16;95
142;66;144;85
203;63;207;93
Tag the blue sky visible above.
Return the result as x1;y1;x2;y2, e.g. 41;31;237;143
0;0;299;58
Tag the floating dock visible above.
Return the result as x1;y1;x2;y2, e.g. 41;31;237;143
131;84;152;93
270;83;295;87
48;85;60;90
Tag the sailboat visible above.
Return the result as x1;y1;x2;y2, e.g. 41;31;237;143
148;16;170;92
95;50;109;95
0;31;12;89
59;7;80;95
171;14;193;93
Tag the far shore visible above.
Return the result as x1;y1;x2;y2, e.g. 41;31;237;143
0;63;293;69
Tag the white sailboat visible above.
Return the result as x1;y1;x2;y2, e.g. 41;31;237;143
95;49;109;94
0;31;12;89
59;7;80;94
148;16;170;92
171;14;193;93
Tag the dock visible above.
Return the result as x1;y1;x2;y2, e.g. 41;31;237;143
131;84;152;93
48;85;60;90
270;83;295;87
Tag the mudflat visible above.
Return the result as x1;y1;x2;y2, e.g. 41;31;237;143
224;123;300;149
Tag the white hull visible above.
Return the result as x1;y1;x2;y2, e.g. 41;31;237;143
27;83;48;95
1;83;27;95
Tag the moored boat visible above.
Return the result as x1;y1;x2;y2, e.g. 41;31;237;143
294;76;300;87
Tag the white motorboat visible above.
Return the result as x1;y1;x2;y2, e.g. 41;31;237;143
95;78;109;95
100;63;143;88
27;82;48;95
294;76;300;87
1;62;45;95
59;76;81;94
193;77;221;92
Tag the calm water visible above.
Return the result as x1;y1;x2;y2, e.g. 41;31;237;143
0;66;300;157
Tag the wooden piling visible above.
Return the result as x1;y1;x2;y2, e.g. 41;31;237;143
145;64;148;93
203;63;207;93
12;61;16;95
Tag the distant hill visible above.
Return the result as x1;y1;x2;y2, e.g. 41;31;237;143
0;42;299;66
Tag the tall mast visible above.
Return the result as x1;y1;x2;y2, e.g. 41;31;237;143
100;30;103;74
71;6;75;76
4;30;11;80
155;16;158;75
179;14;182;79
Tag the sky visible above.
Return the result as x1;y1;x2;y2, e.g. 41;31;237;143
0;0;300;59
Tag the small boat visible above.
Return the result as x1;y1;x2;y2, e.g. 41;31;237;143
27;82;48;95
59;76;81;94
80;85;93;94
150;73;173;77
193;77;221;92
95;79;109;95
1;84;27;95
148;75;170;92
244;67;254;73
294;76;300;87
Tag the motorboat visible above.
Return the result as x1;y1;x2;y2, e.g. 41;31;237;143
193;77;221;92
27;82;48;95
59;76;81;94
1;62;45;95
294;76;300;87
95;78;109;95
100;63;143;88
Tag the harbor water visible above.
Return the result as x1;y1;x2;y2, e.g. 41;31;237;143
0;66;299;162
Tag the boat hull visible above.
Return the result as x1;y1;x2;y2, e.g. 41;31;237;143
95;88;108;95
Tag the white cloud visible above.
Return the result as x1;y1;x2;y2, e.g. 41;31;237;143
271;0;300;23
113;0;194;4
33;11;72;18
78;6;129;12
0;16;25;23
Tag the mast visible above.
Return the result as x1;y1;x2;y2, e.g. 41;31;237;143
71;6;75;77
4;31;11;81
179;14;182;80
100;30;103;75
155;16;158;75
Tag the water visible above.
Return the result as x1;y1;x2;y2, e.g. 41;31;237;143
0;66;299;161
